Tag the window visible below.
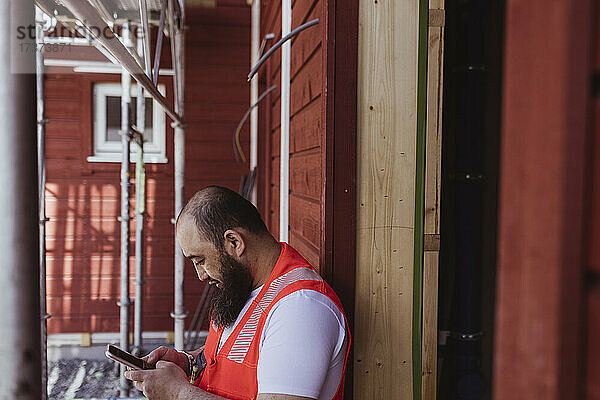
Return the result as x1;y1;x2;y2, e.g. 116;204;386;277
88;82;167;163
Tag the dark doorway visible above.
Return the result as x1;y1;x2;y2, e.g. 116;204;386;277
437;0;505;399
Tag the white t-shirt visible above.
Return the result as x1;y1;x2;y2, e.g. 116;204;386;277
218;286;348;400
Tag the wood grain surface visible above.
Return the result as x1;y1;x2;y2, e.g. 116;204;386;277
355;0;420;398
422;0;444;397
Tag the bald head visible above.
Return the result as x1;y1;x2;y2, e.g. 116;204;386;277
177;186;270;250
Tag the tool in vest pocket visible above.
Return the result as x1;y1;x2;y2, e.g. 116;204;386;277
184;348;207;386
190;365;199;384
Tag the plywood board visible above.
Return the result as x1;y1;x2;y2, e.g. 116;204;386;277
355;0;420;398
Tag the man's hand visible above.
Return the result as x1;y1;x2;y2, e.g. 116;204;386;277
125;364;315;400
125;360;188;399
143;346;190;375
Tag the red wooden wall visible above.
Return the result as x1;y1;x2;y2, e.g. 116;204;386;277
586;2;600;398
45;2;250;334
258;4;358;396
260;0;324;268
493;0;592;398
588;92;600;399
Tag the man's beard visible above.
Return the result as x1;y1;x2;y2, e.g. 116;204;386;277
209;252;254;329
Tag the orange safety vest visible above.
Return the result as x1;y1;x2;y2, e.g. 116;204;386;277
196;243;350;400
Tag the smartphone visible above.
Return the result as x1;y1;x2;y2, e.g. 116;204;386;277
105;344;156;370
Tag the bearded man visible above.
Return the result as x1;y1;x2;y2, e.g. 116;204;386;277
125;186;349;400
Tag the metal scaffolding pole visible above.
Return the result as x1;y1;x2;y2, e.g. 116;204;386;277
36;9;50;400
279;0;291;242
168;0;187;350
119;21;133;398
153;0;167;86
0;0;41;398
133;25;148;357
138;0;152;72
250;0;260;205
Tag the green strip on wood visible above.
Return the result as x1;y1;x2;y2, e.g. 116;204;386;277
413;0;429;399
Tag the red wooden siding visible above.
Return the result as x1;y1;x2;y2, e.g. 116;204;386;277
586;3;600;398
261;0;324;268
588;89;600;400
493;0;592;398
45;3;250;334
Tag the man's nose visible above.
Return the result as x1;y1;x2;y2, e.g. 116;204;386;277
196;267;208;281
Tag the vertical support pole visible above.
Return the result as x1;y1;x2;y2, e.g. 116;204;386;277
169;3;187;350
422;3;444;399
173;126;185;351
133;34;147;357
138;0;152;75
355;0;421;398
36;9;49;400
322;0;359;396
0;0;41;398
279;0;291;242
153;0;167;86
412;0;429;397
119;21;132;399
250;0;260;205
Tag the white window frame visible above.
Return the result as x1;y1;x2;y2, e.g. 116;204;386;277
87;82;168;163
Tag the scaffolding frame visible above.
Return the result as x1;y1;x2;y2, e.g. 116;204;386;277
33;0;188;395
52;0;184;125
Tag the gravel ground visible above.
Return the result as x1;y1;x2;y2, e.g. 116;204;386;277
48;359;144;400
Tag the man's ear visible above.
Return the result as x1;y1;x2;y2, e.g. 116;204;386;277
223;229;245;258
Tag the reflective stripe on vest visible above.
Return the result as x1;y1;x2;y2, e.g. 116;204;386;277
226;266;323;363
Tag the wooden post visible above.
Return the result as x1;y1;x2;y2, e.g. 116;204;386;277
494;0;592;398
318;0;360;394
422;0;444;398
355;0;428;398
